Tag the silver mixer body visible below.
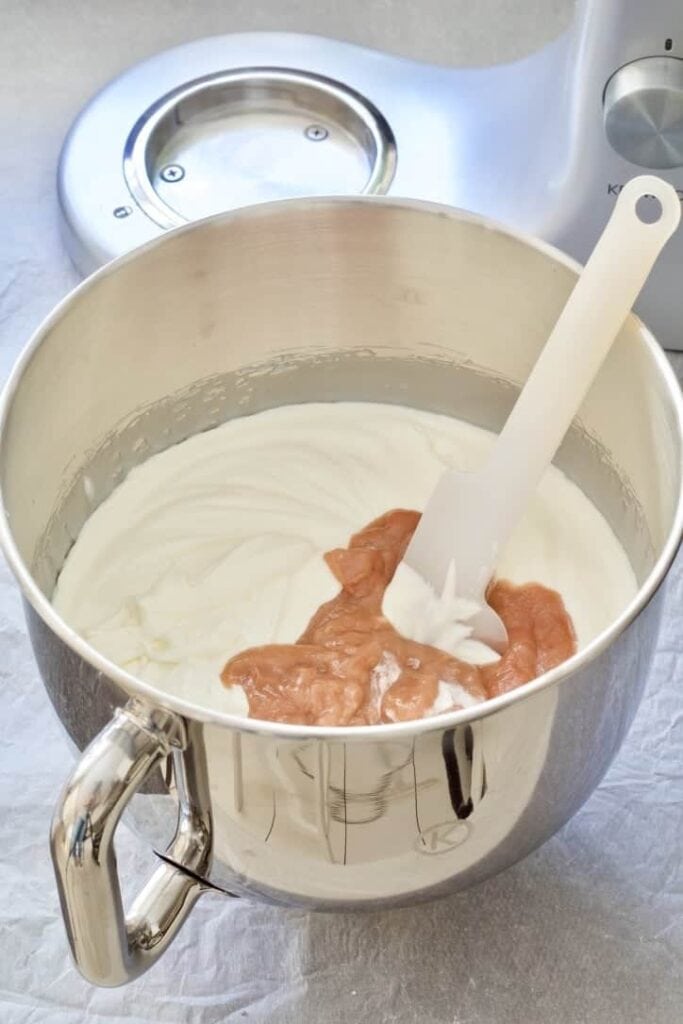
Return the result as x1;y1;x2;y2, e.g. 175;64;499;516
58;0;683;347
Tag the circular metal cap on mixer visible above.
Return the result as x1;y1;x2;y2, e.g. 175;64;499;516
123;68;396;231
58;39;397;275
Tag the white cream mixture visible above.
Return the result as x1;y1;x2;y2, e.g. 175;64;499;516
53;402;638;715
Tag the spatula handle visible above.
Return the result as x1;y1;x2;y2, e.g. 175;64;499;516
484;175;680;554
404;176;679;601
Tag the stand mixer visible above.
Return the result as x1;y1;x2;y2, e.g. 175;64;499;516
6;0;682;987
59;0;683;348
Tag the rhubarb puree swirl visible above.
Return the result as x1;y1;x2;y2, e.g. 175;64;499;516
221;509;576;725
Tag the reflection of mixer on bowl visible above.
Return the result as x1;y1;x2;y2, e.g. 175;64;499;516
1;182;682;985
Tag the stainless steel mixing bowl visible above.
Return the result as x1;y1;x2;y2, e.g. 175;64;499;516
1;198;681;987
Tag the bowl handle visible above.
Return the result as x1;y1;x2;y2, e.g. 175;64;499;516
50;698;213;986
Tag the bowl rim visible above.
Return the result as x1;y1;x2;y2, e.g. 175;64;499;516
2;193;682;742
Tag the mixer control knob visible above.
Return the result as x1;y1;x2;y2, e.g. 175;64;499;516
604;57;683;169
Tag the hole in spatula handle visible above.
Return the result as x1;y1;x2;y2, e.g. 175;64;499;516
636;192;665;224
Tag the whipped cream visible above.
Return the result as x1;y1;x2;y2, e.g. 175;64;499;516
53;402;638;715
383;560;502;665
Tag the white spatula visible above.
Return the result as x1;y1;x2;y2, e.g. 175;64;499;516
394;175;680;652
